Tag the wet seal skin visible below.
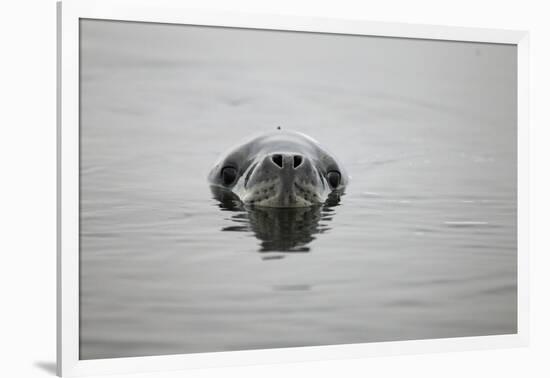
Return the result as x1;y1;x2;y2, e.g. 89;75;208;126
208;129;348;208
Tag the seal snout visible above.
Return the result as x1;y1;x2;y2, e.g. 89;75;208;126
243;153;322;208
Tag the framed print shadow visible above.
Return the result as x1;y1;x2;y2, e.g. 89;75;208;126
57;0;529;376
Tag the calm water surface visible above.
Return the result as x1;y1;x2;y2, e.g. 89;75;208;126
79;20;517;359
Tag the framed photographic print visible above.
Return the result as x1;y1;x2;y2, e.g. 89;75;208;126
57;0;529;376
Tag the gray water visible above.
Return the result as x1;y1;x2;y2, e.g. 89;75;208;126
79;19;517;360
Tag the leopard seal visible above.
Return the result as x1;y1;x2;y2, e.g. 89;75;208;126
208;130;348;208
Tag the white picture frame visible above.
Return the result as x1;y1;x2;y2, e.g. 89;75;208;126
57;0;530;376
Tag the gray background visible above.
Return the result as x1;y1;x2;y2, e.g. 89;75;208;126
79;19;517;359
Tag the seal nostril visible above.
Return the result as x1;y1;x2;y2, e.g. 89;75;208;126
293;155;303;168
272;154;283;168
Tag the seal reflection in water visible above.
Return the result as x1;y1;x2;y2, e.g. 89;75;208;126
208;130;347;254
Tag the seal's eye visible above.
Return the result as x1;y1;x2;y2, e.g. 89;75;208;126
327;170;341;189
221;167;238;186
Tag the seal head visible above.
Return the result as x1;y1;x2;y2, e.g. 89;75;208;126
208;130;348;208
